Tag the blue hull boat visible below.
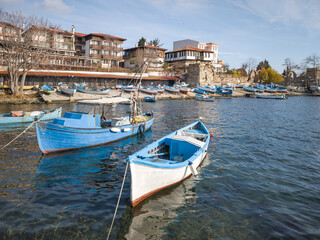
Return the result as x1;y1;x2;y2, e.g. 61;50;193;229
197;85;216;94
59;84;76;96
215;86;233;95
128;120;210;207
193;88;207;94
144;96;156;102
243;86;260;92
195;94;214;101
163;84;180;94
42;85;54;94
74;83;110;94
36;98;153;154
0;107;62;124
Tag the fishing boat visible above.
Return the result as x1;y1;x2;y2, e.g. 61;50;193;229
243;85;259;92
42;85;54;94
123;87;137;93
128;120;210;207
74;83;110;95
139;86;158;95
144;96;156;102
195;94;214;101
148;85;164;94
36;97;153;154
163;84;180;94
215;86;233;95
0;107;62;124
193;88;207;94
197;85;216;94
59;83;76;96
0;85;39;90
255;93;286;99
179;88;189;94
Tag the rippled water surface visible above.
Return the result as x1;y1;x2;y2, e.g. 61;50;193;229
0;97;319;239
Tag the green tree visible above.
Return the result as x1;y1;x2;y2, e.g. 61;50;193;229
138;37;146;46
257;59;270;70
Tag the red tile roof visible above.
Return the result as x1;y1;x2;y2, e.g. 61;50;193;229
206;42;218;45
74;32;87;37
166;46;214;53
124;44;167;52
86;33;126;41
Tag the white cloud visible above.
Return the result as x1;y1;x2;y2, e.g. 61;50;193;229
35;0;71;14
227;0;320;32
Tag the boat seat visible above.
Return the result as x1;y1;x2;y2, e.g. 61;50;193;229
176;130;207;141
171;135;205;148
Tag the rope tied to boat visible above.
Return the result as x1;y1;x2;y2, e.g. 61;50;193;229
0;120;39;150
106;160;129;240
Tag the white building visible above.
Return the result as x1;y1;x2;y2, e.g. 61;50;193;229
165;39;221;70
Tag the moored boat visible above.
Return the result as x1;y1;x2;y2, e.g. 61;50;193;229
0;107;62;124
148;85;164;94
128;120;210;207
193;88;207;94
195;93;214;101
74;83;110;94
163;84;180;94
123;87;137;93
215;86;233;95
144;96;156;102
59;84;76;96
42;85;54;94
139;86;158;95
243;85;259;92
36;97;153;154
197;85;216;94
255;93;286;99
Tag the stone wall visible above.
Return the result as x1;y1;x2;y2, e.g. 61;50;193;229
185;63;248;86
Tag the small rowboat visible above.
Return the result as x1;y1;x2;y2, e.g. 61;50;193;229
179;88;189;94
74;83;110;95
144;96;156;102
148;85;164;94
193;88;207;94
195;93;214;101
42;85;54;94
255;93;286;99
128;120;210;207
0;107;62;124
163;84;180;94
243;86;259;92
59;84;76;96
139;87;158;95
197;85;216;94
123;87;136;93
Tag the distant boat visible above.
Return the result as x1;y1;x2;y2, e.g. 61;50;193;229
74;83;110;95
179;88;189;94
197;85;216;94
255;93;286;99
139;86;158;95
193;88;207;94
243;86;259;92
36;97;153;154
42;85;54;94
195;93;214;101
215;86;233;95
163;84;180;94
144;96;156;102
148;85;164;94
59;83;76;96
0;107;62;124
128;120;210;207
123;87;137;93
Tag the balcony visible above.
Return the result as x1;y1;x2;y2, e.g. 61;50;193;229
90;54;101;59
90;44;101;50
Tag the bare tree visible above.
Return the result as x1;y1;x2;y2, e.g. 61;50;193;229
0;9;56;95
241;58;257;74
304;54;320;68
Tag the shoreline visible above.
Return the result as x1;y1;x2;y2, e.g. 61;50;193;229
0;89;317;105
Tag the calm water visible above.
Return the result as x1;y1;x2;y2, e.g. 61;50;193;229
0;97;319;239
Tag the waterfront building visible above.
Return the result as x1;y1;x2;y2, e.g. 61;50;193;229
123;44;167;74
165;39;223;71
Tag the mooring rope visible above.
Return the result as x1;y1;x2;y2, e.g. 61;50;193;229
106;160;129;240
0;120;39;150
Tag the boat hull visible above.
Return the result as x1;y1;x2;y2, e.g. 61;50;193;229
36;117;154;153
128;121;210;207
76;88;110;94
255;93;286;99
0;107;62;124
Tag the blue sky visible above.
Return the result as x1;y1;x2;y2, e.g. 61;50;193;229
1;0;319;73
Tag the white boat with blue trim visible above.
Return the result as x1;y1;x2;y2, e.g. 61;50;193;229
128;120;210;207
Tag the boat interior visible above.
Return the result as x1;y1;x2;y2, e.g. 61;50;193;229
137;122;208;164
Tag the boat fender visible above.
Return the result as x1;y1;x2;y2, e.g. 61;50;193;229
121;128;131;132
110;127;121;133
188;161;198;177
138;124;145;133
210;133;214;139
